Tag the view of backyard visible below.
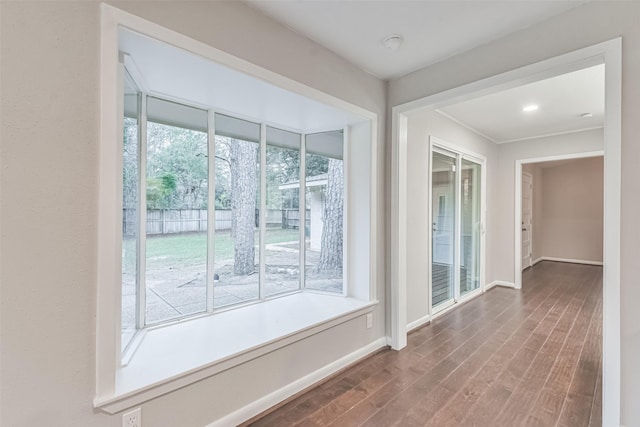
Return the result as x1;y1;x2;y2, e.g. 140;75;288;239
122;226;343;328
124;228;299;271
121;106;344;340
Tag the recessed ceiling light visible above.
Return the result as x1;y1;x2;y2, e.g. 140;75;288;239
522;104;539;112
382;34;404;51
580;112;593;118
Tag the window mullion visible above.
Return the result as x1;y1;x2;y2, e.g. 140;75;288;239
259;124;267;299
136;93;148;329
342;126;348;297
300;134;306;290
206;111;216;312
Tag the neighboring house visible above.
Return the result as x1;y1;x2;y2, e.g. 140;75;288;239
279;173;327;251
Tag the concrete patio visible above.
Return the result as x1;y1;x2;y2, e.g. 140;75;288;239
121;241;342;337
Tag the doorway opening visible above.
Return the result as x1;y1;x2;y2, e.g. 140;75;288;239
517;153;604;279
391;39;620;425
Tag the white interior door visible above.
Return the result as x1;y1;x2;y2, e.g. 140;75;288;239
521;171;533;269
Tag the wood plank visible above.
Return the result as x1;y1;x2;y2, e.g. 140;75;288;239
245;261;602;427
525;268;602;425
588;361;603;427
557;270;603;427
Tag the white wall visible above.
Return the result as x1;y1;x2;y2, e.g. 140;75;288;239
405;110;497;326
389;2;640;423
0;2;386;426
538;157;604;263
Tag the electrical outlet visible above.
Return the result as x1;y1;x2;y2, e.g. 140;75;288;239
366;313;373;329
122;408;142;427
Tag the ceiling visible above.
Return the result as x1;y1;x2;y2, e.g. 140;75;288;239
121;4;603;144
247;0;587;79
119;29;366;133
437;64;604;144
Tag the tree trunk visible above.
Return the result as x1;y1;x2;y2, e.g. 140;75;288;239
230;139;258;275
318;159;343;273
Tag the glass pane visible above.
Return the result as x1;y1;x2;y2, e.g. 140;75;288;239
121;73;139;351
214;115;261;308
460;159;481;295
145;119;208;324
265;127;301;297
305;131;344;293
432;151;456;307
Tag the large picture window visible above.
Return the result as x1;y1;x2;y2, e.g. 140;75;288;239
121;71;140;351
99;20;376;410
213;114;261;308
305;131;344;292
265;126;302;297
144;119;209;323
120;81;347;349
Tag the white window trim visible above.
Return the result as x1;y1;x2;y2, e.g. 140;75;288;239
97;4;378;413
97;294;377;414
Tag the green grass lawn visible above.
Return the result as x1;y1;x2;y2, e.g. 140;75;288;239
123;228;300;270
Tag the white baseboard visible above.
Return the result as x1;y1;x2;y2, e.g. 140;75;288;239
532;257;544;266
205;337;387;427
407;314;431;332
537;256;603;266
486;280;516;290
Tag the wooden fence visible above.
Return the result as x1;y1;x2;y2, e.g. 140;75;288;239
123;208;308;236
282;209;311;230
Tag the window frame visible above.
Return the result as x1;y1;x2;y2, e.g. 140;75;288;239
121;84;349;342
264;128;304;297
97;4;379;413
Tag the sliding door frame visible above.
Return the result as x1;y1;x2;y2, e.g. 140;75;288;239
428;136;486;317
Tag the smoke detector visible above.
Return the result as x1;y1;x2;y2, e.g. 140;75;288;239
383;34;404;51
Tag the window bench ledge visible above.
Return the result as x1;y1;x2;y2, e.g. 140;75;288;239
94;293;377;414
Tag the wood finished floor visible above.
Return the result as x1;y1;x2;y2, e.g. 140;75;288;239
245;261;602;427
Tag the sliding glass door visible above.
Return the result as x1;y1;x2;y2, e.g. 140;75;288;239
430;141;484;311
431;150;457;308
460;159;482;296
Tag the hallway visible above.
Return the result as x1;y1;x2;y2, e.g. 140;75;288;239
246;261;602;426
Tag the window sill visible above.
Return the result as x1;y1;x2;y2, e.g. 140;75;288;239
94;292;377;414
